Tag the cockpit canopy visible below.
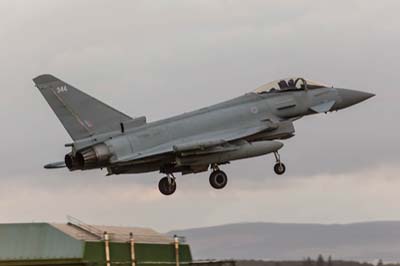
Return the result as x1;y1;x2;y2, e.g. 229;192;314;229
254;77;329;94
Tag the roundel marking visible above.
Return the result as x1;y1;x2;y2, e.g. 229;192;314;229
250;106;258;114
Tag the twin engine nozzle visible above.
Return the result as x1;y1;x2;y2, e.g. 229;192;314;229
65;143;112;171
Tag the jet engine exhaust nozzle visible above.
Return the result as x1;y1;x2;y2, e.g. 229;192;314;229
64;153;80;171
75;143;112;170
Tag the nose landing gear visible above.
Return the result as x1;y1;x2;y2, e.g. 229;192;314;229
273;151;286;175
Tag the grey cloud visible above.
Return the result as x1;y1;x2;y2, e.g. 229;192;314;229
0;0;399;229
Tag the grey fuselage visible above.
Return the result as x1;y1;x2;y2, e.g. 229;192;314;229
71;86;360;175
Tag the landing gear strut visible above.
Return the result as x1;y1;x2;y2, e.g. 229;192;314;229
273;151;286;175
158;174;177;196
209;164;228;189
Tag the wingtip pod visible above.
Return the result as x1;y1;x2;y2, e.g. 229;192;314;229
43;161;66;169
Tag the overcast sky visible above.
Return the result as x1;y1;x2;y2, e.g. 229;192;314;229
0;0;399;232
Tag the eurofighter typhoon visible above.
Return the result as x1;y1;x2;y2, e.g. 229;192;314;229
34;75;374;195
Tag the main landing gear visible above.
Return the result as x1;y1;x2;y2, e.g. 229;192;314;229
158;174;176;196
273;151;286;175
158;152;285;195
209;164;228;190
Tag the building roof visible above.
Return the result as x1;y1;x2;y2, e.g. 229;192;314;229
51;223;173;244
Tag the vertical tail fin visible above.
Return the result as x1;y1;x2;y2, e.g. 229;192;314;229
33;74;132;140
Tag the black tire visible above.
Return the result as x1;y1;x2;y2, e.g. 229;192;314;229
158;177;177;196
209;170;228;189
274;163;286;175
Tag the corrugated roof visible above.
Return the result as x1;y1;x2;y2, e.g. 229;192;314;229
51;223;173;244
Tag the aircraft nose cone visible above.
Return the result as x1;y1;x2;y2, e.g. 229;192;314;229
335;88;375;110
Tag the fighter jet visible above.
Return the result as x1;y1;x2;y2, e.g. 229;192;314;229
34;75;374;195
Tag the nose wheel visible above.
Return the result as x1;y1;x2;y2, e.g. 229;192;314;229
158;175;177;196
209;164;228;189
273;152;286;175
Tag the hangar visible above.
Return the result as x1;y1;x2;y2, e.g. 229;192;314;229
0;219;192;266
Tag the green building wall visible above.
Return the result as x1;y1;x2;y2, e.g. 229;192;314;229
84;242;192;266
0;242;192;266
